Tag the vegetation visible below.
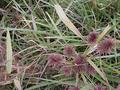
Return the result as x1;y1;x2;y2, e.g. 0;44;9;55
0;0;120;90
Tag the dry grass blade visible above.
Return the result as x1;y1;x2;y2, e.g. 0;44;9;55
116;39;120;44
87;59;106;81
54;4;83;40
87;59;111;89
91;0;97;8
97;25;111;42
6;30;13;74
32;14;37;31
0;8;6;13
14;77;22;90
84;44;98;55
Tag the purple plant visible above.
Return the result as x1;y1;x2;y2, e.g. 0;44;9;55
0;46;4;52
116;84;120;90
48;53;63;67
63;45;76;57
75;54;87;65
86;65;96;74
94;84;106;90
97;38;115;55
87;31;98;44
73;54;96;74
73;65;86;73
72;54;87;73
62;66;72;76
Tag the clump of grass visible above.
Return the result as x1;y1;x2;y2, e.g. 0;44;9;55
0;0;120;90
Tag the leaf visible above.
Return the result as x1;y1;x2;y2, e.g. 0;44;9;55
14;77;22;90
46;12;63;38
25;78;75;90
87;59;112;89
31;14;37;31
81;84;93;90
6;30;13;74
97;25;111;42
91;0;97;8
25;81;55;90
54;4;83;40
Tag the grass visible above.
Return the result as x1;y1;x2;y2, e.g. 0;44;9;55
0;0;120;90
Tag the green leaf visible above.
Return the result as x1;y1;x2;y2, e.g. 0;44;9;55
25;78;75;90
